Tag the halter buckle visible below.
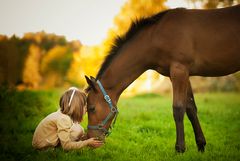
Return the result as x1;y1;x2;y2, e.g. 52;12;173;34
98;124;104;129
104;95;111;103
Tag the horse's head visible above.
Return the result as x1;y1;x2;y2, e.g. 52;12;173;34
85;76;118;142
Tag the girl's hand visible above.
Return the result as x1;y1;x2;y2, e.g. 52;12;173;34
80;134;88;141
86;138;104;148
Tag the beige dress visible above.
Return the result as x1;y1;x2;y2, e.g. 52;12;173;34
32;109;88;150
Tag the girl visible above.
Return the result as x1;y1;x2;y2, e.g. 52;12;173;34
32;87;103;150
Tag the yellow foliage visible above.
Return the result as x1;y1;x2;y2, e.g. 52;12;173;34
113;0;167;35
41;45;72;88
22;44;42;88
42;73;61;89
67;45;104;86
41;46;69;74
68;0;167;92
104;0;167;94
103;0;167;51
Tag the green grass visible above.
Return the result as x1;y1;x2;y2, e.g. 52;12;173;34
0;88;240;161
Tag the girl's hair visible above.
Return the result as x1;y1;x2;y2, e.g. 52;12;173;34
59;87;87;123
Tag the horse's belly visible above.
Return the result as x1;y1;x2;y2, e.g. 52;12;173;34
192;69;240;77
191;56;240;76
191;36;240;76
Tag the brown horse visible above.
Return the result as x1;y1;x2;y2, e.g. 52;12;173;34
85;5;240;152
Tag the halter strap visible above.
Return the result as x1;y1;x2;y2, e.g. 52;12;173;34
97;80;115;109
87;80;119;136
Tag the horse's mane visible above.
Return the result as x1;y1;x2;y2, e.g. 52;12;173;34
96;9;170;80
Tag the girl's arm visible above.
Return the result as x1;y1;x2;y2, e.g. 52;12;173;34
57;117;102;150
57;117;90;150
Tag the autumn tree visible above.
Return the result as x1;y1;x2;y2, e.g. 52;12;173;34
41;45;73;88
104;0;167;95
67;45;103;87
72;0;167;93
23;31;67;51
22;44;42;88
0;32;82;89
0;35;31;87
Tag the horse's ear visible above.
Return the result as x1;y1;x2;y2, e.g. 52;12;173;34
85;75;97;92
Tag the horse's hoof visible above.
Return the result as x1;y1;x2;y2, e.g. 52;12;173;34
198;143;206;152
197;141;206;152
175;144;185;153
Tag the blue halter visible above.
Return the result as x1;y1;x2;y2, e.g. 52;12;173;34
87;80;119;136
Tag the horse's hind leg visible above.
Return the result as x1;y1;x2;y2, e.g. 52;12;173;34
186;81;206;152
170;63;189;153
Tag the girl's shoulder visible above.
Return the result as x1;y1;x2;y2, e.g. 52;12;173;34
56;109;72;124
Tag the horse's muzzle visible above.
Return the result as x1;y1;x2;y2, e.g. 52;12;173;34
87;130;106;142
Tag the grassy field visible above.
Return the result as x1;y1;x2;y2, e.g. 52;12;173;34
0;88;240;161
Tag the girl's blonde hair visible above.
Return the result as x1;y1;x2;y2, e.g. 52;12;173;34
59;87;87;123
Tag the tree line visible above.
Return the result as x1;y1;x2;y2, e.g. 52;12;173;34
0;32;82;89
0;0;239;92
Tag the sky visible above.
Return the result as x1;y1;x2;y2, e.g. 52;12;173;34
0;0;193;45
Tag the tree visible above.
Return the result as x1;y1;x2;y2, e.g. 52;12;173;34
103;0;167;52
40;45;73;88
67;45;103;87
0;32;81;89
104;0;167;94
71;0;167;93
22;44;42;88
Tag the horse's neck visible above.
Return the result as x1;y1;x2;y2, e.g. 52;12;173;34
100;43;150;102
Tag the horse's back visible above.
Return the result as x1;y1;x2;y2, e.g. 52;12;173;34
188;5;240;76
154;5;240;76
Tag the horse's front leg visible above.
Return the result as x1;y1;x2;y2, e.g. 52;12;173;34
170;63;189;153
186;81;206;151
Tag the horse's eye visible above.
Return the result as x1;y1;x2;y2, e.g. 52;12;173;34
88;106;96;113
